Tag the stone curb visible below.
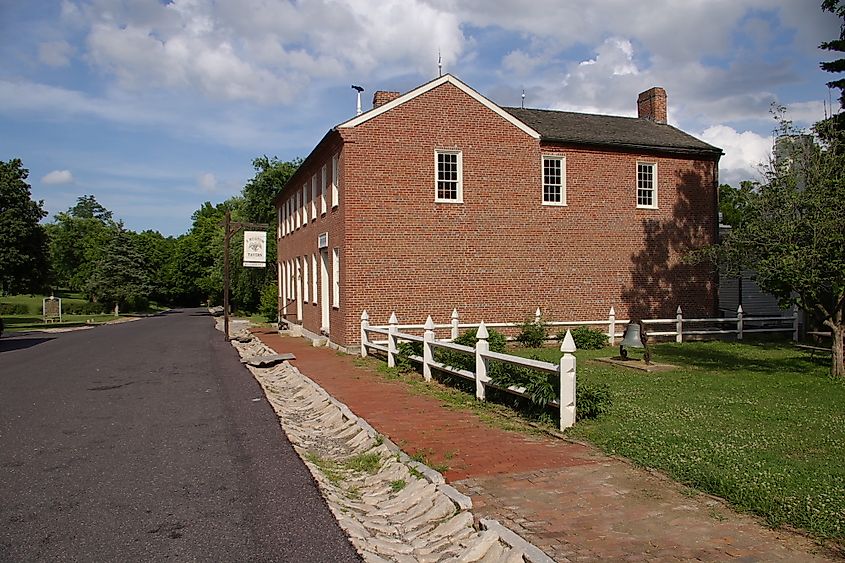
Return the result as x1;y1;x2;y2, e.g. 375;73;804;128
480;519;556;563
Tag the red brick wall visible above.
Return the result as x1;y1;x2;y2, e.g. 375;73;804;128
278;81;719;347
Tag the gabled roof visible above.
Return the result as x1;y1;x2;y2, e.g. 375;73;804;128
337;74;541;139
503;107;722;156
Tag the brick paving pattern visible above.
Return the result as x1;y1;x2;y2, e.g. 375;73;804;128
253;330;834;562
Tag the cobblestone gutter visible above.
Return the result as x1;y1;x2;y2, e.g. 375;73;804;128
229;330;555;563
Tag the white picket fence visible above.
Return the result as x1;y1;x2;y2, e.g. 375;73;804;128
360;311;577;430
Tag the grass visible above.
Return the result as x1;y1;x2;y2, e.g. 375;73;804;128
515;340;845;542
360;339;845;543
2;314;120;332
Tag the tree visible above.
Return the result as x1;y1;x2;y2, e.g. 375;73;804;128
86;227;152;313
0;159;49;294
821;0;845;109
705;112;845;377
47;195;116;292
718;181;758;228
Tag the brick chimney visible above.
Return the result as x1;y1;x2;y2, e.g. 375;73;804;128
637;87;667;123
372;91;401;108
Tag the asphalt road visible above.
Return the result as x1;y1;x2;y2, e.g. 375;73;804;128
0;309;360;562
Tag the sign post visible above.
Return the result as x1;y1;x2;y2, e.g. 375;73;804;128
221;211;268;341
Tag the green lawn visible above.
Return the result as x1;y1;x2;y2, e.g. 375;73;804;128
513;340;845;541
2;314;120;332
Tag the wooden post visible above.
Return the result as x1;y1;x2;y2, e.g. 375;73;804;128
423;315;435;382
676;306;683;343
559;330;577;430
387;312;398;368
360;310;369;357
451;308;459;340
534;307;542;325
608;306;616;345
737;305;744;340
475;321;489;401
792;305;799;341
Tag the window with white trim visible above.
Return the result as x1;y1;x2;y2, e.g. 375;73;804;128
320;164;327;215
303;254;309;302
332;247;340;308
277;206;282;239
311;174;318;220
295;192;301;228
278;262;282;298
302;184;309;224
542;155;566;205
312;254;318;304
637;162;657;208
331;153;339;208
435;150;462;202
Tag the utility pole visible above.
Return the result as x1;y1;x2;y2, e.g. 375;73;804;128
220;210;268;341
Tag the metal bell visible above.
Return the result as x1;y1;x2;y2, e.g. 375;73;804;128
620;322;644;349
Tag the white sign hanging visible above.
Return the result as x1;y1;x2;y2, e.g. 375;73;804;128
243;231;266;268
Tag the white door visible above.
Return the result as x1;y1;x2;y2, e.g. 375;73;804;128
320;250;330;333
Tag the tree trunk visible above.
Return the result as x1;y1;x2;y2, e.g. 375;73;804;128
832;323;844;378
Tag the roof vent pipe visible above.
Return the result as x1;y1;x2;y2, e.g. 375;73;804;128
352;85;364;116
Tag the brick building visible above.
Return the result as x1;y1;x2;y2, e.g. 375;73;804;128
274;74;722;350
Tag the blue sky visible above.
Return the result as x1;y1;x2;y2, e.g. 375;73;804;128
0;0;840;236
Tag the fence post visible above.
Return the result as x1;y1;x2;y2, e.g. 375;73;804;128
475;321;489;401
676;306;683;343
535;307;542;325
736;305;743;341
559;330;577;430
608;306;616;345
423;315;435;382
360;310;370;357
387;311;398;368
792;305;799;341
451;308;459;340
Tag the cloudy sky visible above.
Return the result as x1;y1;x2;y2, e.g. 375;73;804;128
1;0;840;236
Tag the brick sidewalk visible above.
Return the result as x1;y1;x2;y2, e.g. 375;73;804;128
252;330;834;562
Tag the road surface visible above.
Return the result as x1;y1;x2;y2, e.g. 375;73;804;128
0;309;360;562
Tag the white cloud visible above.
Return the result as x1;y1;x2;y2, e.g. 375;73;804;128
698;125;772;185
197;172;217;192
42;169;74;184
38;41;74;67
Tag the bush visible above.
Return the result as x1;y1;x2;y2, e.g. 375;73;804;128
516;319;548;348
258;284;278;322
63;302;109;315
576;382;613;420
563;326;609;350
122;295;149;313
438;327;508;373
0;303;30;315
395;341;422;372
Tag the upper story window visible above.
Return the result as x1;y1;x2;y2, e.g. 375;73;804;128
435;150;463;203
311;175;318;220
637;162;657;208
321;164;328;215
331;154;339;208
542;155;566;205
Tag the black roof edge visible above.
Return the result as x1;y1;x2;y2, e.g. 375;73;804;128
541;137;724;158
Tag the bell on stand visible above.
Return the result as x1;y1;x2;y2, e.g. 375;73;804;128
620;320;652;364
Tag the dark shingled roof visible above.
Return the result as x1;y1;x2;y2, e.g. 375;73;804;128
503;107;722;156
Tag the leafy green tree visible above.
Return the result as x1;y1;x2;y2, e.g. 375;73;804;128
703;113;845;377
0;159;49;294
86;228;153;313
718;181;758;228
47;195;116;292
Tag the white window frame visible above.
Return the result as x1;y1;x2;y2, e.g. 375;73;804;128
295;192;301;229
636;161;658;209
286;199;292;233
302;183;309;224
331;153;339;209
332;247;340;308
542;155;566;206
320;164;328;215
311;174;318;220
277;206;282;239
303;254;309;302
311;254;318;304
434;149;463;203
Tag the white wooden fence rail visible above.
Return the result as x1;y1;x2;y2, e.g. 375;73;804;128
360;311;577;430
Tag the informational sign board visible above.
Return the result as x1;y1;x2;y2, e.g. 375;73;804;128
243;231;267;268
43;296;62;323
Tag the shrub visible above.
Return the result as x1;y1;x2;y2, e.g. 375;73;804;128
516;319;548;348
63;302;109;315
395;341;423;373
576;382;613;420
258;284;278;322
438;327;507;373
0;303;30;315
122;295;149;313
563;326;609;350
